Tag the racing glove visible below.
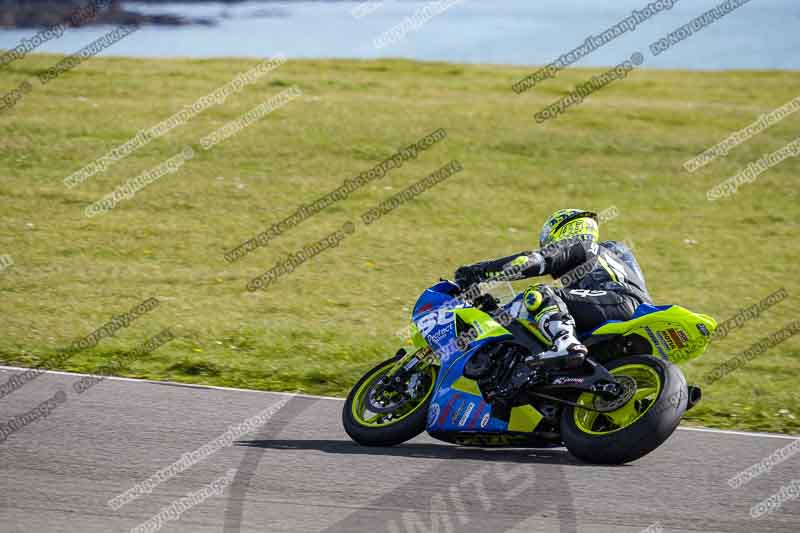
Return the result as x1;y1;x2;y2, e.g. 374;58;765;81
454;266;481;289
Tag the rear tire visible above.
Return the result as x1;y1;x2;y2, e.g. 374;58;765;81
342;356;435;447
561;355;687;464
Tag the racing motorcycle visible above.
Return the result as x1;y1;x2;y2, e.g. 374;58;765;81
342;279;716;464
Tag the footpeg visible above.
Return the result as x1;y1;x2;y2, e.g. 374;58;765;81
525;348;585;369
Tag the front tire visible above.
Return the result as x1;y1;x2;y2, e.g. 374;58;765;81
561;355;687;464
343;355;436;447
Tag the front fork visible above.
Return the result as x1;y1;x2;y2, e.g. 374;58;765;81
380;347;438;396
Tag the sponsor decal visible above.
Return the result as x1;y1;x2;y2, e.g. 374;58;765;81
403;357;419;371
418;303;434;313
659;331;677;351
569;289;608;298
459;402;476;427
667;328;687;348
430;325;453;343
428;402;441;426
480;413;491;428
451;401;466;425
466;401;483;428
644;326;668;358
696;323;710;337
417;309;454;336
552;377;584;385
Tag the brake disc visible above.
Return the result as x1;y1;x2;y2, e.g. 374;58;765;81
593;375;637;413
365;372;427;414
366;383;409;414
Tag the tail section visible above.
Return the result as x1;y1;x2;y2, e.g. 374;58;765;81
589;304;717;364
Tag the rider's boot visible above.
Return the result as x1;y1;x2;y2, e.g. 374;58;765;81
525;314;587;368
521;285;587;368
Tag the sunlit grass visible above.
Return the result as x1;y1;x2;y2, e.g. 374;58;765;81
0;54;798;433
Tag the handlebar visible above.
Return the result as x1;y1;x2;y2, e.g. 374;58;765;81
440;278;499;312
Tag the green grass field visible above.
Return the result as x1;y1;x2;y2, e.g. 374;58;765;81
1;54;798;433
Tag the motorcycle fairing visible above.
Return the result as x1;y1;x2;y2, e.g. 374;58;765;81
412;283;546;435
411;282;716;440
587;303;718;363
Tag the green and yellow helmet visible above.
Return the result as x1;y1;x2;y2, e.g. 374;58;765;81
539;208;599;247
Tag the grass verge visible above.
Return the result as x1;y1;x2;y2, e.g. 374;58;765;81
1;54;798;433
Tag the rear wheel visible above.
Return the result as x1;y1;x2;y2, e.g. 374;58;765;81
343;354;437;446
561;355;687;464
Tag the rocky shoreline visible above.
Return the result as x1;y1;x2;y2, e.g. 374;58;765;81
0;0;216;28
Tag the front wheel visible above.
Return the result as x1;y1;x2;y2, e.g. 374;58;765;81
343;354;437;446
560;355;687;464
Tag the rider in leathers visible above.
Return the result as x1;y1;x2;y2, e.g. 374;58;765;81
454;209;651;367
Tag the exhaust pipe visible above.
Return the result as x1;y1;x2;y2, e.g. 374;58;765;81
686;385;702;411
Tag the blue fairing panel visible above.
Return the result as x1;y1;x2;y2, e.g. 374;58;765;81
631;303;673;319
412;281;460;318
426;342;510;433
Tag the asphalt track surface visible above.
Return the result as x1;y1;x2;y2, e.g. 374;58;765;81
1;366;798;533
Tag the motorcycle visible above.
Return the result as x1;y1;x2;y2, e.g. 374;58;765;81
342;279;717;464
